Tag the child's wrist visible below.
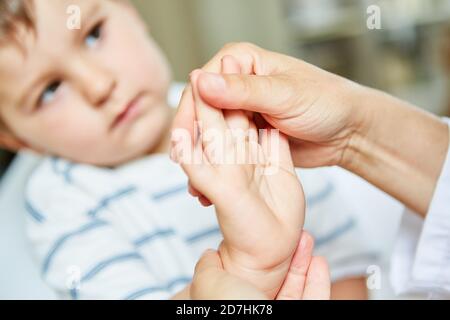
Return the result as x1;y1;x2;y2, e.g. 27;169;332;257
218;243;291;299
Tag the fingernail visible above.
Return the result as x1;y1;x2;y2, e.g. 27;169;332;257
201;73;226;93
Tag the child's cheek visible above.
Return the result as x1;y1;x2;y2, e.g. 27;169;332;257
42;107;99;143
130;36;171;95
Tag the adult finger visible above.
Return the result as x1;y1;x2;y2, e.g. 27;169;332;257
201;42;257;75
303;256;331;300
172;84;196;145
197;72;294;115
276;231;314;300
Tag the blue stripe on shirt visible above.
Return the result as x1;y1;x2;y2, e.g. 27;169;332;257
332;252;379;267
315;217;356;247
133;229;176;247
25;200;46;223
186;226;221;243
42;219;109;276
69;252;145;300
151;185;187;201
81;252;143;282
123;286;165;300
123;276;191;300
88;186;137;218
51;156;75;184
70;288;79;300
306;181;334;208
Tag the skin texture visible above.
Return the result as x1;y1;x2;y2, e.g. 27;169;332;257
173;231;330;300
174;42;449;218
180;232;330;300
174;58;305;298
0;0;172;166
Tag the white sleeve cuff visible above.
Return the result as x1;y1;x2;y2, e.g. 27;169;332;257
390;117;450;298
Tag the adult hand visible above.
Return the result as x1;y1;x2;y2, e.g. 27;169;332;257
173;42;364;169
190;232;330;300
173;43;449;216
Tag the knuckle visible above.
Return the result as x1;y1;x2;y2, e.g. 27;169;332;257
221;42;239;51
238;41;257;51
221;41;257;53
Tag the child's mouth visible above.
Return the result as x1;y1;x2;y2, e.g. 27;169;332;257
111;93;145;129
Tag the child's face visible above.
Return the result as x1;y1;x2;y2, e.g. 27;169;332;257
0;0;172;165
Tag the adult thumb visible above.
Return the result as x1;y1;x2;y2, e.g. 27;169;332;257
197;71;292;115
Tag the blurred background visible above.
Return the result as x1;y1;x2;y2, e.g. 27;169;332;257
1;0;450;299
134;0;450;114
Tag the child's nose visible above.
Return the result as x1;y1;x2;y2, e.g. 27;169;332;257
71;58;117;107
87;73;116;107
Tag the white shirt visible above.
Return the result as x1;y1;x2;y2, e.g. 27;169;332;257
391;117;450;299
25;154;376;300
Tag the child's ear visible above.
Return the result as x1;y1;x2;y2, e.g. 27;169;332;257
0;130;29;152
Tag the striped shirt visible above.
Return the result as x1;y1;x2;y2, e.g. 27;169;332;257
25;154;377;300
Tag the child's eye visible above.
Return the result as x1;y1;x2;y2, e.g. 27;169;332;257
38;81;61;107
84;22;103;48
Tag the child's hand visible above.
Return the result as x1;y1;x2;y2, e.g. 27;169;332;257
173;58;305;299
190;232;330;300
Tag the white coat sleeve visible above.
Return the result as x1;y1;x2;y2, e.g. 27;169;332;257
390;117;450;299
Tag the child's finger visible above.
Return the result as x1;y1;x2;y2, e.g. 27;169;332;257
278;132;295;172
188;182;202;197
220;56;253;164
181;162;215;203
191;70;229;163
191;70;227;134
198;196;213;207
247;121;259;164
221;56;249;132
222;56;250;131
172;84;196;146
302;256;331;300
171;85;197;164
188;182;212;206
276;231;314;300
179;134;214;198
260;126;295;174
